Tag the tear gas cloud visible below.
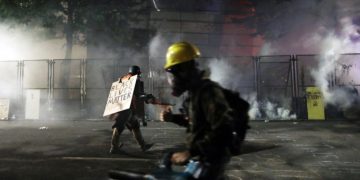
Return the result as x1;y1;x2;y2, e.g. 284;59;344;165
0;23;153;121
148;33;298;120
147;33;185;119
259;0;360;55
207;59;296;120
0;24;86;60
0;23;88;121
287;17;360;113
258;0;360;116
2;0;360;121
0;25;32;60
311;18;360;109
208;59;243;91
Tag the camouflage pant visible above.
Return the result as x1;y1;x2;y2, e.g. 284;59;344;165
111;109;140;131
110;109;145;149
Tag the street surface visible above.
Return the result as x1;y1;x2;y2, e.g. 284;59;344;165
0;119;359;180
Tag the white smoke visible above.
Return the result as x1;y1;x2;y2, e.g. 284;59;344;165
263;101;296;120
148;32;176;87
256;0;360;118
146;33;187;120
149;33;168;66
259;42;276;56
0;24;86;60
243;92;261;120
208;59;243;91
311;17;360;109
208;58;296;120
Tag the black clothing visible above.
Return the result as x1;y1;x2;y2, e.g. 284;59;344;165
167;77;234;179
109;74;152;152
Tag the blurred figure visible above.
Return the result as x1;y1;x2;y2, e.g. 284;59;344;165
108;65;155;154
161;42;235;180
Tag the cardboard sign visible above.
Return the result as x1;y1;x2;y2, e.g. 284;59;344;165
306;87;325;120
0;99;10;120
103;75;137;117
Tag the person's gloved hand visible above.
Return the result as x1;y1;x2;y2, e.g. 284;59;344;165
160;107;173;122
140;94;156;103
146;94;155;99
146;94;156;103
142;120;147;127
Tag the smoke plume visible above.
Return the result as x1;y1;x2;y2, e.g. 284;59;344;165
257;0;360;118
311;17;360;109
207;58;296;120
0;24;86;60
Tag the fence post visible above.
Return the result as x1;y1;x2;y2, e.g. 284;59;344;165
293;55;299;98
47;59;55;120
290;55;301;119
290;55;296;99
16;60;24;119
80;58;87;109
254;56;260;99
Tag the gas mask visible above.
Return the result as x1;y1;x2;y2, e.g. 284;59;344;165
165;60;198;97
166;71;188;97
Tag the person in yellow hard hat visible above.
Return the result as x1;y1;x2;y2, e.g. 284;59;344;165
164;42;201;97
161;42;234;180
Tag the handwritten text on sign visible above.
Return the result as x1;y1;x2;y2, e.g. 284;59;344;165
0;99;10;120
103;75;137;116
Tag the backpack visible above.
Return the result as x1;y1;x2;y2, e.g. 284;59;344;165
222;88;250;156
197;80;250;156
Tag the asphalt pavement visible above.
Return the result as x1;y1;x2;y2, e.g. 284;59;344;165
0;119;359;180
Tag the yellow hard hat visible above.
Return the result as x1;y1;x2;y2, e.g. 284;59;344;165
164;42;201;69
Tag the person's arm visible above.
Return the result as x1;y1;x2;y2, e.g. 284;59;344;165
134;80;157;103
134;80;144;98
160;108;189;127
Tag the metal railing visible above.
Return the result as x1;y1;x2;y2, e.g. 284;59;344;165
0;54;359;120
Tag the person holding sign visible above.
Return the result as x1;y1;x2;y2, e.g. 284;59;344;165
107;65;155;154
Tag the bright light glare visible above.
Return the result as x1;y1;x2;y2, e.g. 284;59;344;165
0;87;13;97
0;26;31;60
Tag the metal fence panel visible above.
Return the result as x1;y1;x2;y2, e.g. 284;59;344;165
258;56;293;98
0;61;18;99
1;54;359;120
225;56;255;94
23;60;49;119
297;55;321;96
51;59;82;120
0;61;19;118
23;60;48;88
336;54;360;88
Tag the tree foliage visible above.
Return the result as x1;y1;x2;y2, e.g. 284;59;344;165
0;0;149;58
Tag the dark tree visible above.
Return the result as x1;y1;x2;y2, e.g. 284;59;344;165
0;0;150;96
0;0;149;58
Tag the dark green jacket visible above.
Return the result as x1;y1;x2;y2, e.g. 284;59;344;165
184;79;234;162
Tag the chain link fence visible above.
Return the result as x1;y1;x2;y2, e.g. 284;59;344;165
0;54;359;120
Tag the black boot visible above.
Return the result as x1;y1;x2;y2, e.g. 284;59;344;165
109;143;123;154
141;143;154;152
110;128;123;154
132;128;153;152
